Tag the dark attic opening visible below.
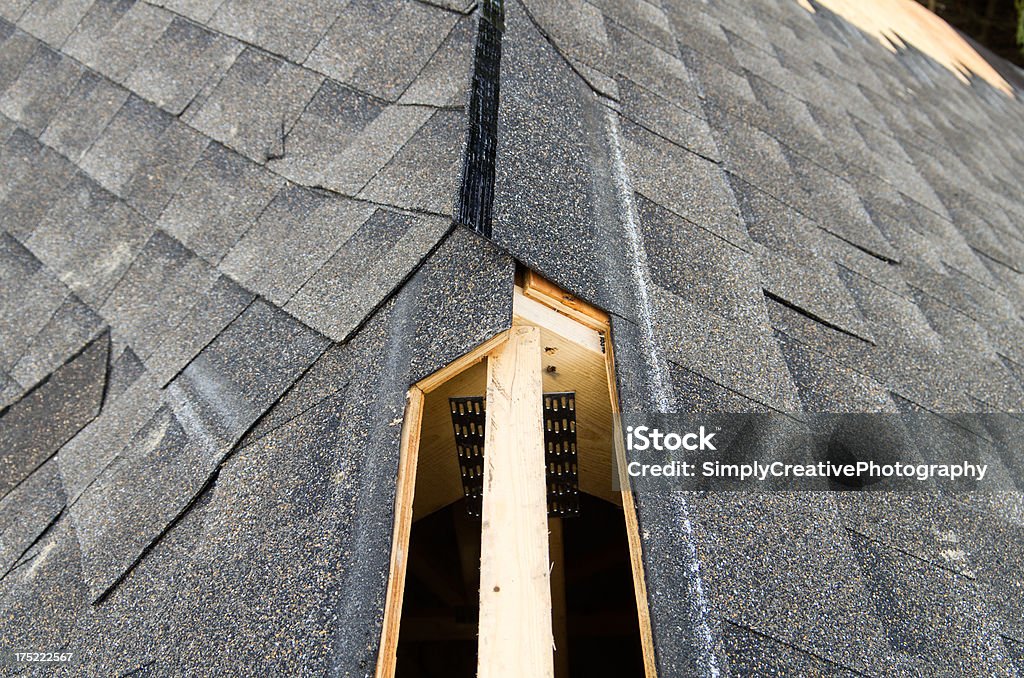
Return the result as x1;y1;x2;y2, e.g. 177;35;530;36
377;272;655;678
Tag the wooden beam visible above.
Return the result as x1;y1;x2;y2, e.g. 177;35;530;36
415;330;508;394
413;361;487;520
806;0;1012;94
375;387;425;678
478;326;554;678
523;270;609;331
605;341;658;678
513;287;604;355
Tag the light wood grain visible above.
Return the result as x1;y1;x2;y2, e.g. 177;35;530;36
375;387;425;678
413;361;487;520
513;287;604;355
523;270;609;331
416;330;508;394
478;326;554;678
605;341;659;678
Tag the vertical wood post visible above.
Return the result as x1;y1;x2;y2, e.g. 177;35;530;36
478;325;554;678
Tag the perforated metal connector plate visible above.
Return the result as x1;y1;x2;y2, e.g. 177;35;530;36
449;392;580;518
450;396;486;517
543;392;579;517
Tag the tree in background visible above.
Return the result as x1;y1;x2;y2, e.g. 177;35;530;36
1017;0;1024;55
921;0;1024;66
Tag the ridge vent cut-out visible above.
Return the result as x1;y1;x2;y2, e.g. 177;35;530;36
449;391;580;518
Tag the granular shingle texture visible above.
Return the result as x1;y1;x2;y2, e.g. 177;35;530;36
493;0;1024;674
1;0;1023;674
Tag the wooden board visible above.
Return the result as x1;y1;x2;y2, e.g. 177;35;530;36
513;284;619;507
477;326;554;678
523;270;610;331
604;341;659;678
413;361;487;520
416;330;507;394
519;277;657;676
375;387;425;678
378;274;657;678
414;288;618;519
537;324;620;507
514;287;604;354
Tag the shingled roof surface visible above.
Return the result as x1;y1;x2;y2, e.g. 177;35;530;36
0;0;1022;674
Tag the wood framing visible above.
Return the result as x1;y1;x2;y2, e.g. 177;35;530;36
522;270;609;331
605;340;659;678
413;360;487;519
415;330;509;394
517;271;658;678
513;287;604;355
806;0;1012;94
375;270;658;678
477;325;554;678
375;387;425;678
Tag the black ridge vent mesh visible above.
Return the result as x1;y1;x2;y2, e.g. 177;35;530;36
449;391;580;518
543;392;580;517
455;0;504;237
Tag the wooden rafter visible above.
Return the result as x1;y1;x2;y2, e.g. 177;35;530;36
606;338;659;678
375;387;425;678
477;325;554;678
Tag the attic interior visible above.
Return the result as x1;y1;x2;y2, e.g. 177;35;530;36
394;496;646;678
387;276;648;678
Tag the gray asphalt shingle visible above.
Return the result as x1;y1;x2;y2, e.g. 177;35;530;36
99;231;220;363
0;456;64;576
26;172;152;306
63;0;173;84
11;292;105;388
16;0;95;47
210;0;342;63
218;184;375;306
286;208;451;341
0;0;1023;673
38;71;128;161
188;46;322;163
0;42;81;135
0;128;76;240
0;23;37;91
125;16;243;115
0;234;68;373
155;142;282;264
358;107;464;215
305;0;458;101
79;95;173;194
71;299;327;599
0;331;107;498
265;79;384;186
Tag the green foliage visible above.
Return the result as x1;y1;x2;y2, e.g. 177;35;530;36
1018;0;1024;54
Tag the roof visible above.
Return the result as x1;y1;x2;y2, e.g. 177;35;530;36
1;0;1023;674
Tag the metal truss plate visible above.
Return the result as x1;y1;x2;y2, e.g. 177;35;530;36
449;392;580;518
